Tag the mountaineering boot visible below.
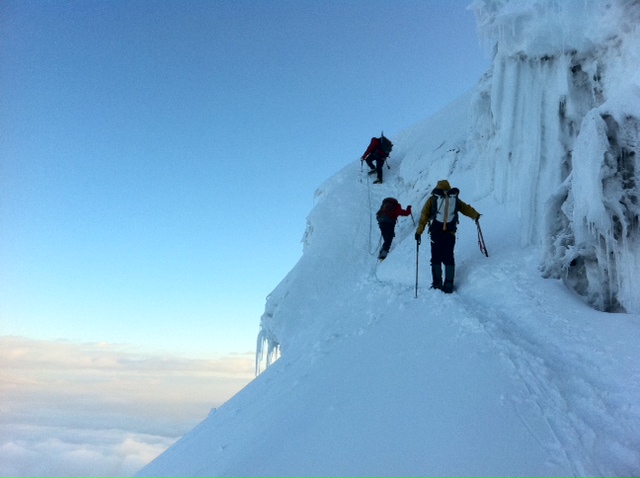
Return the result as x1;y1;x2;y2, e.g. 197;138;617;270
378;249;388;260
442;265;455;293
373;179;383;184
368;169;377;175
431;264;442;290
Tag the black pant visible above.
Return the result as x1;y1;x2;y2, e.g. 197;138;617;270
365;154;384;181
379;222;395;252
430;231;456;288
430;231;456;267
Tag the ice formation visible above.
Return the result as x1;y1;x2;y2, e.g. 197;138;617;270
469;0;640;313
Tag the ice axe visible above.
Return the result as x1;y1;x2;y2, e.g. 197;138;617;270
476;219;489;257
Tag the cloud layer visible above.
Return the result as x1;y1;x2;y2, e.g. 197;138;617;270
0;336;253;477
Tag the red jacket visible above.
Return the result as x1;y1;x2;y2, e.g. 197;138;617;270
362;137;389;160
377;201;411;224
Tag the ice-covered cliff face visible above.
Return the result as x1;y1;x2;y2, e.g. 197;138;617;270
468;0;640;312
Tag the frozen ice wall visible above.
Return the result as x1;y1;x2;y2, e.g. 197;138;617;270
469;0;640;312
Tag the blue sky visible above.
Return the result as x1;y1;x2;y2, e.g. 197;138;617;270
0;0;489;360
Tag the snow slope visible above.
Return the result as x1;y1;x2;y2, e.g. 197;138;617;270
138;1;640;476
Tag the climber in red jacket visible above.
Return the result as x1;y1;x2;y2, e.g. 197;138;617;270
361;135;392;184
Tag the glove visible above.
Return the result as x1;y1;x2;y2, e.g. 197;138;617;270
415;232;421;245
475;213;481;223
407;205;412;212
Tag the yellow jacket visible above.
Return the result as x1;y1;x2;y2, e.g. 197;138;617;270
416;180;480;235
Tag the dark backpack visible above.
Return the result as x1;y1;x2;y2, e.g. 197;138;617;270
376;197;398;223
378;135;393;156
429;188;460;232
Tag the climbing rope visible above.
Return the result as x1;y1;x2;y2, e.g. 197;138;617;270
364;167;382;256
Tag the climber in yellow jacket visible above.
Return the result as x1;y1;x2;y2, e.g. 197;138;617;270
415;180;481;293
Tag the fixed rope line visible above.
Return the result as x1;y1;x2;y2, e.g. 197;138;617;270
365;170;382;256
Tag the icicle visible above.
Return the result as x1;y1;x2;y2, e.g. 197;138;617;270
255;327;281;376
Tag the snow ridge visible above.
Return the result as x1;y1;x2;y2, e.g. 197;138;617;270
138;1;640;476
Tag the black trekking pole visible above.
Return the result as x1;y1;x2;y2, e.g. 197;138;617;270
415;238;420;298
409;210;416;226
477;220;489;257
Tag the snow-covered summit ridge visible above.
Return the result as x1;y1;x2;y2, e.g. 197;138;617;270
254;0;640;367
471;0;640;59
137;1;640;476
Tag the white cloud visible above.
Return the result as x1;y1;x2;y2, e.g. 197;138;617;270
0;336;254;477
0;427;174;477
